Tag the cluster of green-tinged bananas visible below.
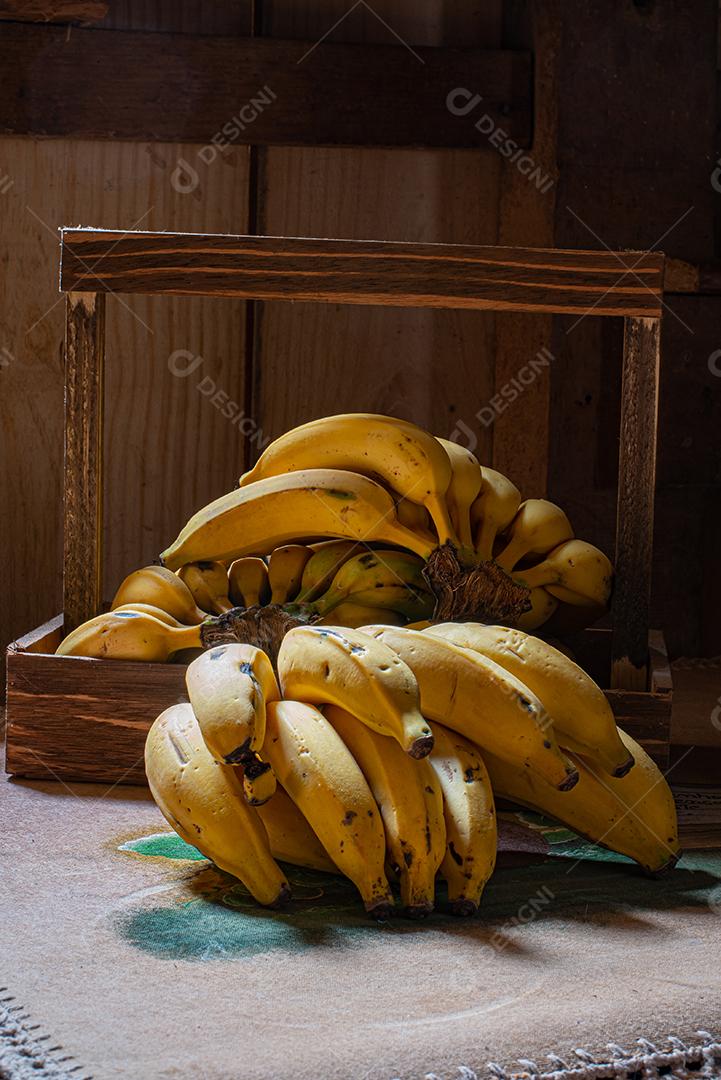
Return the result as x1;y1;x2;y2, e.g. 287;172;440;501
144;619;679;917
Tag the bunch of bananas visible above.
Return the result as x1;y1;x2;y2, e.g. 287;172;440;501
145;622;679;918
56;413;613;661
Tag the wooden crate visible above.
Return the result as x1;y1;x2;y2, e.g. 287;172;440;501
5;229;671;782
5;619;672;786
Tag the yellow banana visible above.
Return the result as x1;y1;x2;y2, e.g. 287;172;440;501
481;727;679;874
268;544;314;604
228;556;271;608
360;625;578;791
240;755;278;807
56;610;201;661
326;705;446;916
425;623;634;778
277;625;433;758
318;602;406;628
512;539;613;608
238;413;457;547
112;602;183;626
262;700;393;915
257;786;338;873
296;540;366;602
145;703;289;906
111;565;206;624
310;549;431;619
161;469;436;570
178;560;234;615
395;498;435;539
185;642;280;762
427;721;497;916
516;586;558;630
495;499;574;572
436;438;483;553
470;467;521;562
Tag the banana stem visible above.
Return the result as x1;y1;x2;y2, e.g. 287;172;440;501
495;536;529;572
424;493;460;549
474;519;497;564
172;625;204;650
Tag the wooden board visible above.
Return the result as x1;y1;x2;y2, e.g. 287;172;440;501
0;21;531;149
60;230;665;316
0;0;106;20
4;618;672;784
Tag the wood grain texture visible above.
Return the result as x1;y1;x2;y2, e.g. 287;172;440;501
63;292;105;631
492;0;560;497
1;21;531;149
5;620;670;783
60;229;665;316
0;0;106;21
0;134;250;682
611;316;661;690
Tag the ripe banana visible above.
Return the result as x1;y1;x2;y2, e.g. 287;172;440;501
427;721;496;915
512;539;613;608
425;623;634;778
257;786;338;873
277;625;433;758
470;467;521;562
56;610;201;661
228;556;271;608
516;586;558;630
361;625;578;791
145;703;289;906
178;560;234;614
482;727;679;874
238;413;458;547
185;643;280;762
262;699;393;915
240;755;278;807
318;602;406;628
311;549;431;619
326;705;446;916
111;565;206;624
296;540;366;602
436;438;483;553
112;602;183;626
161;469;436;570
495;499;574;572
268;544;314;604
395;498;435;539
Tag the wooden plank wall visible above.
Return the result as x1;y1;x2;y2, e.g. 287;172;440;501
0;2;254;674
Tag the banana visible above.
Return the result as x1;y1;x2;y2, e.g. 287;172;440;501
161;469;436;570
262;700;393;915
512;539;613;608
111;565;206;624
238;413;457;547
395;498;435;539
241;755;278;807
425;623;634;778
360;625;578;791
427;721;496;915
268;544;314;604
112;602;183;626
257;786;338;873
311;549;431;618
481;727;679;874
277;625;433;758
516;586;558;630
326;705;446;916
178;560;234;615
185;642;280;762
145;703;289;906
318;602;406;628
296;540;366;602
228;556;271;608
436;438;483;553
495;499;574;572
470;467;522;562
56;610;201;661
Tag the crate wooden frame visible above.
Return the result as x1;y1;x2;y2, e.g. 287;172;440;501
5;229;671;784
